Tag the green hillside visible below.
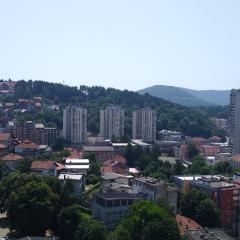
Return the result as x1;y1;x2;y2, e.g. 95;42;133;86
7;80;224;139
138;85;230;106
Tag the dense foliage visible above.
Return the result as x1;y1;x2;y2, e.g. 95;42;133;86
108;201;180;240
0;173;76;236
178;189;221;228
13;80;222;138
58;205;106;240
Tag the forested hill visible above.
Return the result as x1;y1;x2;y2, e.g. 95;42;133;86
13;80;222;138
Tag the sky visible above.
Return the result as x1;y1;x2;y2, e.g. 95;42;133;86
0;0;240;91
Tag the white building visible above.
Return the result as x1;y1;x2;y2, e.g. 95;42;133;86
100;106;124;140
229;89;240;154
63;106;87;144
58;173;85;195
65;158;89;175
132;108;157;143
132;176;177;213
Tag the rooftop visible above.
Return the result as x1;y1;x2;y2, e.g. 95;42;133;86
65;165;89;169
102;172;132;180
185;228;233;240
65;158;89;164
83;146;114;152
131;139;151;146
176;214;202;236
0;133;10;141
1;153;23;161
35;123;44;129
16;141;39;149
0;143;7;149
31;161;55;170
134;177;165;186
231;154;240;162
58;173;83;181
95;191;140;200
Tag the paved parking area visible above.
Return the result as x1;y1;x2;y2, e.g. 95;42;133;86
0;213;10;238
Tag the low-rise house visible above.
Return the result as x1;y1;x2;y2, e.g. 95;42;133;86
112;143;135;155
31;160;57;176
65;158;89;175
82;145;115;161
189;137;210;146
15;140;39;154
197;144;221;156
0;132;11;146
209;136;222;143
176;214;202;236
1;153;23;171
231;155;240;169
101;172;133;190
92;191;140;229
101;157;129;175
156;140;181;155
132;176;178;213
58;173;85;195
0;143;8;157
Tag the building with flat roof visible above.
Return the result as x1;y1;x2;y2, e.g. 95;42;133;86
190;175;240;236
92;191;140;229
58;173;85;195
132;176;177;213
65;158;89;175
176;214;202;236
82;145;115;161
185;228;233;240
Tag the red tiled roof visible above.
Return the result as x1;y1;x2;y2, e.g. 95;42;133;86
1;153;23;161
17;141;39;149
0;143;7;149
55;162;65;171
232;155;240;163
191;137;207;143
176;214;202;236
113;155;127;164
31;161;55;170
209;136;221;142
0;133;10;141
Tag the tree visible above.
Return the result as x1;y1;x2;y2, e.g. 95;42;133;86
6;181;58;236
187;156;212;175
0;172;43;212
16;156;33;173
57;205;82;240
52;136;65;151
178;189;220;228
213;161;233;175
74;219;106;240
109;201;180;240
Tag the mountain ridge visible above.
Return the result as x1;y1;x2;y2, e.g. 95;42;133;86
138;85;230;106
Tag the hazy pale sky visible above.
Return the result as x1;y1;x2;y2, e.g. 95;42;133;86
0;0;240;90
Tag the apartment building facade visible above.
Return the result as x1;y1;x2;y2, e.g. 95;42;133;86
63;106;87;144
100;106;124;140
132;108;157;143
229;89;240;154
